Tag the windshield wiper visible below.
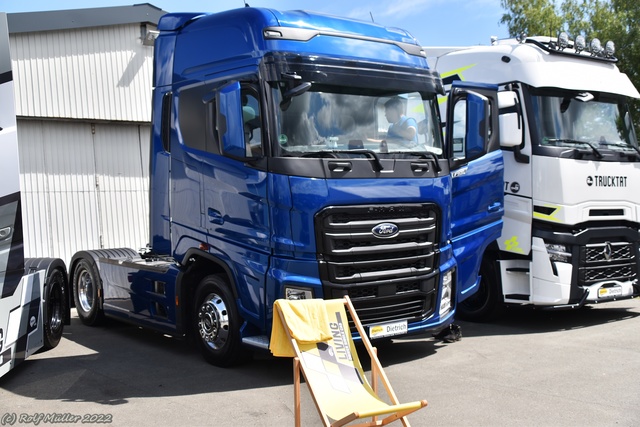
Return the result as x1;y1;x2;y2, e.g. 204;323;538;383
546;138;603;159
397;151;442;172
597;141;640;158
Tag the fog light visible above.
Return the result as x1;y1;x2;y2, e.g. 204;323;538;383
590;38;602;56
285;287;313;300
439;270;453;317
605;40;615;58
558;32;569;50
545;243;571;263
575;35;586;53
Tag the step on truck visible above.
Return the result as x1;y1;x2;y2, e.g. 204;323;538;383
429;33;640;319
0;13;69;378
67;7;509;366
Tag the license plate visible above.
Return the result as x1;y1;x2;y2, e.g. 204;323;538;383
369;320;408;339
598;286;623;298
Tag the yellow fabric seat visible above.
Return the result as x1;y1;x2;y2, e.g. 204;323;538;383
271;296;428;427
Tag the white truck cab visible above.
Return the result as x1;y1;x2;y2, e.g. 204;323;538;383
429;34;640;318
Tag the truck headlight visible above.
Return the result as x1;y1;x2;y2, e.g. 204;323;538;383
545;243;571;263
439;270;453;317
285;287;313;300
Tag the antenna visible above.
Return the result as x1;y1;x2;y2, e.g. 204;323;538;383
244;1;250;7
369;12;374;22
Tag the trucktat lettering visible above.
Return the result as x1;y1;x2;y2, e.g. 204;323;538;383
587;175;627;187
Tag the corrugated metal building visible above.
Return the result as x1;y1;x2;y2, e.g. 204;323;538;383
7;4;166;265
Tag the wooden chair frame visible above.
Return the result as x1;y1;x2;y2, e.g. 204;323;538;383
274;296;428;427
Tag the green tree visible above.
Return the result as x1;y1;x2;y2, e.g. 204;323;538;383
500;0;640;120
499;0;563;37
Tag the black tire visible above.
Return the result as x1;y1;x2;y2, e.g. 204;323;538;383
193;275;248;367
457;256;504;321
43;268;67;350
72;258;104;326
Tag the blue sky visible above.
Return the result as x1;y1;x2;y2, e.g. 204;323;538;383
1;0;509;46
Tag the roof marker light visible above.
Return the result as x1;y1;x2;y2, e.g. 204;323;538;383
264;30;282;38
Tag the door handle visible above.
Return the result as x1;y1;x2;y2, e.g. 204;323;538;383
487;202;501;213
207;208;224;224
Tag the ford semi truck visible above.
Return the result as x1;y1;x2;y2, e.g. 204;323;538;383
67;7;508;366
0;13;69;378
429;34;640;319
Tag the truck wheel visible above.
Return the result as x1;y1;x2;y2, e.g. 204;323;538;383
43;268;67;349
193;275;248;367
72;258;104;326
457;257;504;321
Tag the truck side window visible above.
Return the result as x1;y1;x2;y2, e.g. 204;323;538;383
161;92;172;153
241;87;262;157
178;84;214;153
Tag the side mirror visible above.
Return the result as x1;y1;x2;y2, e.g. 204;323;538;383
497;91;522;148
499;112;522;148
217;81;251;160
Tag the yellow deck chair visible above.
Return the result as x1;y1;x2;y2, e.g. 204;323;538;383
270;296;428;427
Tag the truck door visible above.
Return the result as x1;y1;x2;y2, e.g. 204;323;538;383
205;81;271;324
446;82;504;302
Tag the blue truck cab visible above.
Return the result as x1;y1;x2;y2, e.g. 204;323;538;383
68;7;505;366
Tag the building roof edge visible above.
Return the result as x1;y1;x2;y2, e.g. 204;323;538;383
8;3;167;33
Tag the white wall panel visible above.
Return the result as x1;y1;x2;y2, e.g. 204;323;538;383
18;119;150;266
93;123;149;251
10;24;154;122
18;122;53;259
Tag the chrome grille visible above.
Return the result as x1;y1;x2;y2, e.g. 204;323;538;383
316;204;440;326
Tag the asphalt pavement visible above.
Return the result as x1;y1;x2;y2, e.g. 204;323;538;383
1;298;639;426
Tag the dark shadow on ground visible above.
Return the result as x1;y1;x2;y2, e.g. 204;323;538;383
458;299;640;338
1;313;442;405
3;299;637;404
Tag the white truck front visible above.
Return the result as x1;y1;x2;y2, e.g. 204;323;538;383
430;34;640;318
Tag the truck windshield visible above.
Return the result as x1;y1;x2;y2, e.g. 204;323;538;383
272;87;443;158
529;89;639;154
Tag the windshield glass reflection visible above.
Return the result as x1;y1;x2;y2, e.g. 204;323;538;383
530;90;638;151
273;88;443;158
